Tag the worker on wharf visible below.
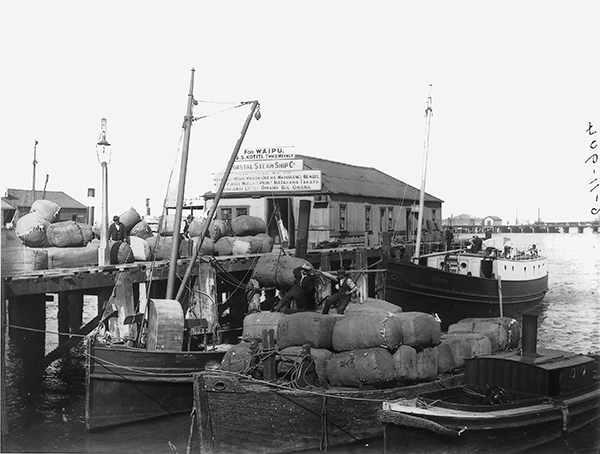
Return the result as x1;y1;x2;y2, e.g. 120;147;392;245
108;215;126;242
321;268;358;315
273;263;316;312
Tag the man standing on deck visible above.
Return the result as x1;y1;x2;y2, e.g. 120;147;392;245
321;268;358;315
108;215;126;242
444;227;454;251
273;263;315;312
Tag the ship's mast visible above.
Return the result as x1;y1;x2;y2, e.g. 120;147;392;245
414;85;433;262
32;139;38;204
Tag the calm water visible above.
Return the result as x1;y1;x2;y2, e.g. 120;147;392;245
2;233;599;454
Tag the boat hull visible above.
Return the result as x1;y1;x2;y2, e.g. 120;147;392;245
85;339;226;431
381;258;548;328
193;370;464;454
380;385;600;454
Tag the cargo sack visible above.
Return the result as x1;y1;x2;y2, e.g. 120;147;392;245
80;223;94;243
130;220;153;240
129;236;151;261
326;347;396;387
396;312;441;348
276;312;341;350
451;317;520;350
190;236;215;256
243;311;286;341
186;218;206;237
252;254;312;290
332;312;402;352
146;235;175;260
47;241;99;269
214;237;235;256
118;207;141;234
2;245;48;273
46;221;85;247
343;298;402;317
207;220;232;241
158;214;176;236
233;236;263;254
310;348;333;384
179;238;193;258
221;341;259;373
435;342;458;374
231;215;266;236
16;212;50;247
255;233;274;253
393;345;438;383
30;199;60;222
440;332;492;368
109;240;134;264
277;346;316;382
92;222;101;240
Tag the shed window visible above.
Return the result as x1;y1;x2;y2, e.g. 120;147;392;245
365;206;371;230
387;207;394;230
220;208;232;221
339;205;347;230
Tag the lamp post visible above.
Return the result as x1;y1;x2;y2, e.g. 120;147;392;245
96;118;112;266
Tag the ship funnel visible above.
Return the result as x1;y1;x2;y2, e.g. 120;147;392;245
521;313;540;357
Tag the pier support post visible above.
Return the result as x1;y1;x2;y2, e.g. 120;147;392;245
353;248;367;302
58;292;84;344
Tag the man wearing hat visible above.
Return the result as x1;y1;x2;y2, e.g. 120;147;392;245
321;268;358;315
273;263;315;312
108;215;126;242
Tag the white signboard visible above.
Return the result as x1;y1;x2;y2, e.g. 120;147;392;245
231;159;303;172
236;146;295;161
214;170;322;193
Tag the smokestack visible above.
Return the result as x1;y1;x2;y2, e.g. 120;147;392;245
521;313;540;357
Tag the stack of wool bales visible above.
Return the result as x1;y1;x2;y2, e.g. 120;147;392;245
251;254;310;291
210;215;272;257
435;317;520;374
15;199;60;247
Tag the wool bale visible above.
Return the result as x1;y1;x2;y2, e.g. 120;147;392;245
119;207;142;233
435;343;458;374
208;220;232;241
146;235;175;260
92;222;101;240
310;348;333;383
242;311;286;341
276;312;341;350
255;233;274;253
214;236;235;256
47;242;99;269
416;347;439;382
343;298;402;317
332;312;402;352
2;245;48;273
190;236;215;256
46;221;85;247
326;348;396;387
221;341;259;373
79;223;94;243
186;218;206;237
252;254;312;290
232;215;266;236
109;240;135;264
396;312;441;348
179;238;193;258
15;212;50;247
440;333;492;368
130;220;153;240
30;199;60;222
158;214;176;236
235;236;264;254
129;236;151;261
393;345;418;383
453;317;521;350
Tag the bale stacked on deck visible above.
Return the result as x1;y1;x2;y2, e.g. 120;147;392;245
30;200;60;222
118;207;141;234
190;236;215;256
448;317;520;351
129;236;151;261
46;240;99;269
437;332;492;369
393;345;439;383
45;221;91;247
221;341;259;373
276;312;341;350
326;348;396;387
343;298;402;316
146;235;176;260
395;312;441;348
15;212;51;247
243;311;286;341
231;215;266;236
2;244;48;273
332;312;403;351
252;254;312;290
109;240;134;264
130;220;153;240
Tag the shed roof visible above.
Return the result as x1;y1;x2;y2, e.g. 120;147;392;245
205;154;442;203
3;189;87;210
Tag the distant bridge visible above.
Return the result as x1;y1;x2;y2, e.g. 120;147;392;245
445;221;600;235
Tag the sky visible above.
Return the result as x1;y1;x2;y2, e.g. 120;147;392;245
2;1;599;225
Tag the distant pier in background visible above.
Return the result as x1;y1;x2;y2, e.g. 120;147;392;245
447;221;600;235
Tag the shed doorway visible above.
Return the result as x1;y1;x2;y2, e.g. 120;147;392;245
266;197;295;248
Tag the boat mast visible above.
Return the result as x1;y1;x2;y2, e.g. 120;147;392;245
32;139;38;205
166;69;196;299
175;100;260;302
413;85;433;262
